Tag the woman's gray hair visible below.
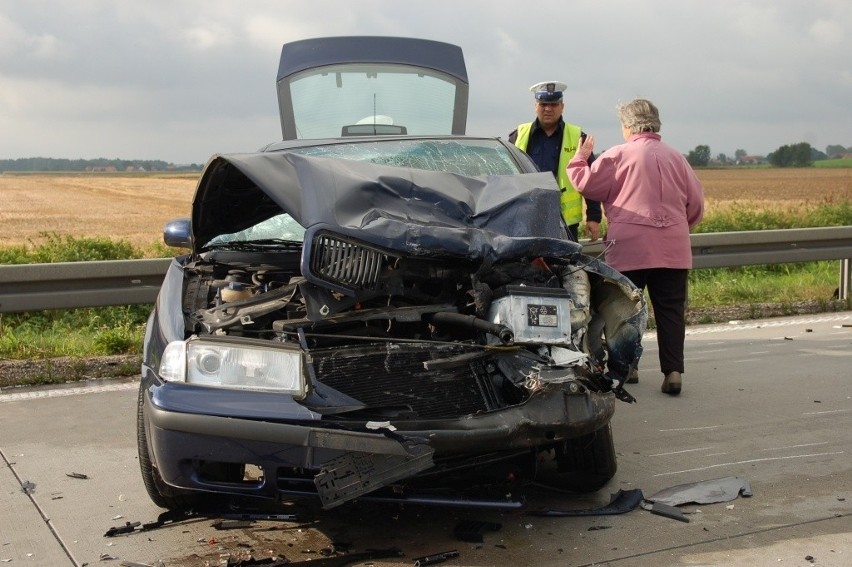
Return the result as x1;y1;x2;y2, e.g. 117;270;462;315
616;98;661;134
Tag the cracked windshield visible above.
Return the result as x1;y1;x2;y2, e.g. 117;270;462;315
290;139;521;176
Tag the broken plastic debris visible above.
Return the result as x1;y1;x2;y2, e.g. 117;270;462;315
645;476;751;507
66;472;89;479
21;480;36;494
365;420;396;431
649;502;689;523
526;488;644;517
413;550;460;566
283;548;403;566
212;519;254;530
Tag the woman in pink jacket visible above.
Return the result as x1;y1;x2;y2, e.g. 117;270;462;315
567;99;704;395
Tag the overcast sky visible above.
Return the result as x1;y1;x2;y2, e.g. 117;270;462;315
2;0;850;165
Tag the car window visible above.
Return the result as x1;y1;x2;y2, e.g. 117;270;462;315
289;139;522;176
289;63;457;139
205;213;305;247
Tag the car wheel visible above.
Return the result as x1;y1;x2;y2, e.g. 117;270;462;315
136;383;203;511
535;423;618;492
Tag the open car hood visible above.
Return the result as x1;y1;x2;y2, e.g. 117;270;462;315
191;151;583;262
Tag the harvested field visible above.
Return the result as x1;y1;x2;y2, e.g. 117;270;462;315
1;168;851;249
1;172;198;250
698;167;852;217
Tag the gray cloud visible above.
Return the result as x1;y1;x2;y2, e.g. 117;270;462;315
1;0;850;164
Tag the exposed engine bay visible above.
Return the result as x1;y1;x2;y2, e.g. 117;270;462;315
181;237;646;412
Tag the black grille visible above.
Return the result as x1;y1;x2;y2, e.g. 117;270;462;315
309;233;389;290
310;344;496;419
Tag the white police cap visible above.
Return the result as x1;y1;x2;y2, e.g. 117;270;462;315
530;81;567;103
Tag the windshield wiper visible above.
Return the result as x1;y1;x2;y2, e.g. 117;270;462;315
207;239;302;252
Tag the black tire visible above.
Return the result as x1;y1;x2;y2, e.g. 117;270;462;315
136;383;203;511
535;423;618;492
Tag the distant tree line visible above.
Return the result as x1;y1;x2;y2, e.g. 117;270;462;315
0;157;201;172
767;143;819;168
685;143;852;168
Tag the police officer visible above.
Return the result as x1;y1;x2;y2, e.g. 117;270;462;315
509;81;601;242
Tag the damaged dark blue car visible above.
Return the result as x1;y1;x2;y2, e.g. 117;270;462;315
137;36;647;511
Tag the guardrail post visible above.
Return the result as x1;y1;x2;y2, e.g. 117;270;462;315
840;258;851;306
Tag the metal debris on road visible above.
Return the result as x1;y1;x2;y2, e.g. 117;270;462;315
413;549;460;566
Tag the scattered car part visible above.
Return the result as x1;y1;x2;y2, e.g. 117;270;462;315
314;441;434;508
274;548;404;567
413;550;460;566
645;476;752;506
525;488;644;517
648;501;690;523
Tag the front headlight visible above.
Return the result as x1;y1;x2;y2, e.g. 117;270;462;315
159;338;307;397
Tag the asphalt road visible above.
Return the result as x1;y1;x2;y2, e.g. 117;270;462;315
2;312;851;567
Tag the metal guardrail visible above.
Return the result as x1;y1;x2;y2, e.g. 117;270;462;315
0;258;171;313
1;227;851;314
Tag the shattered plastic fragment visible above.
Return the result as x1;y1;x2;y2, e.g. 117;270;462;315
645;476;752;507
649;502;689;523
413;550;460;566
366;421;396;431
526;488;644;517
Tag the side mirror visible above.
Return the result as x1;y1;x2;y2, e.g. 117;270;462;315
163;218;192;249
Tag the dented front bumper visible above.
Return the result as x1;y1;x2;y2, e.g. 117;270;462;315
142;371;615;508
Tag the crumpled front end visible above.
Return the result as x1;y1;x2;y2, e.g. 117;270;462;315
144;344;616;509
141;149;646;510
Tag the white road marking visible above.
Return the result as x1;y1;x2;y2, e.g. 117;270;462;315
648;447;715;457
803;408;852;416
761;442;828;451
659;425;723;432
654;451;846;477
645;313;852;340
0;381;137;402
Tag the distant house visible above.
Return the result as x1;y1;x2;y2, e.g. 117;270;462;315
88;165;117;172
736;155;766;165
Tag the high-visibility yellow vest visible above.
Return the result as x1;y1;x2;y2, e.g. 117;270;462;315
514;121;583;226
